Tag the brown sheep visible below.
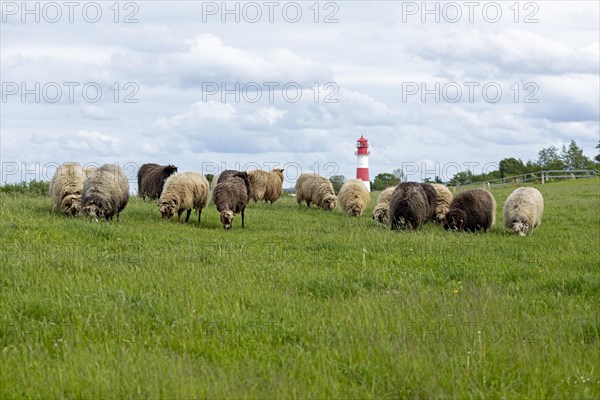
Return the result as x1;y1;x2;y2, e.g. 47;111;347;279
248;169;284;204
421;183;438;221
137;163;178;200
211;170;252;197
389;182;429;230
213;175;249;229
444;188;497;232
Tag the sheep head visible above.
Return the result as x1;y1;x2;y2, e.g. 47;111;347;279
159;198;177;220
444;210;466;232
220;210;235;229
512;220;529;237
62;194;82;216
349;205;363;217
83;198;111;222
435;213;447;225
323;195;337;211
165;165;178;175
273;169;285;181
372;205;389;224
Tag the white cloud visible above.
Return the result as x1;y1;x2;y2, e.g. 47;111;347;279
1;2;598;184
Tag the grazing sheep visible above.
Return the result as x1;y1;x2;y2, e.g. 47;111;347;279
213;175;249;229
137;163;178;200
444;188;496;232
389;182;429;230
294;173;337;211
158;172;209;224
212;170;252;196
50;162;85;216
248;169;284;204
421;183;438;221
372;187;395;224
430;183;453;224
503;187;544;236
82;164;130;222
339;179;370;216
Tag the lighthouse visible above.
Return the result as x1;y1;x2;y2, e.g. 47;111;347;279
355;135;370;192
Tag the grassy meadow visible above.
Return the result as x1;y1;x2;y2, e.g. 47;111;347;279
1;178;599;398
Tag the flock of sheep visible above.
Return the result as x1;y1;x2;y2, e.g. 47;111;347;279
49;162;544;235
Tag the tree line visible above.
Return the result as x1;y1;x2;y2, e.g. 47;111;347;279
330;140;600;191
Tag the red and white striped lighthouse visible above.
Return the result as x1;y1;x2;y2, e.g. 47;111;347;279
355;135;370;192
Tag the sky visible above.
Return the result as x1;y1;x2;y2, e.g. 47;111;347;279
1;1;599;188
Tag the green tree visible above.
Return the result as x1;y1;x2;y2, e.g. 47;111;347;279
392;168;405;183
498;157;525;178
448;170;473;186
595;142;600;163
205;174;214;183
372;173;399;191
537;145;565;170
329;175;346;193
561;140;591;170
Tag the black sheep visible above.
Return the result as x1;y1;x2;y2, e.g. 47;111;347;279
444;188;497;232
137;163;178;200
389;182;429;230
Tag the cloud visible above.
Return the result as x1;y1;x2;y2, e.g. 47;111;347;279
81;105;113;120
109;33;332;88
406;29;599;77
1;2;598;184
29;130;120;158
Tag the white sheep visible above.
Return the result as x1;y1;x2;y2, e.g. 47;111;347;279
339;179;370;216
294;173;337;211
430;183;453;224
503;187;544;236
82;164;130;221
372;187;395;224
50;162;86;216
159;172;210;225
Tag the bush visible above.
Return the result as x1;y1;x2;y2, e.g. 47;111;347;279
0;180;50;196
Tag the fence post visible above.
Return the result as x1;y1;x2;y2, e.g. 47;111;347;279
541;173;545;184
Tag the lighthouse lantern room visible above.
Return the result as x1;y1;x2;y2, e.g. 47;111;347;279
355;135;370;192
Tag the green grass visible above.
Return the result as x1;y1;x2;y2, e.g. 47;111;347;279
1;178;599;399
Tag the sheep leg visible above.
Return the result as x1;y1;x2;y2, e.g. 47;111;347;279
117;212;121;222
241;207;245;228
198;208;202;225
185;209;191;222
177;210;183;223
